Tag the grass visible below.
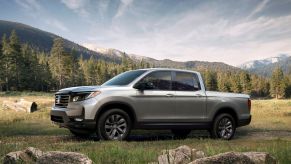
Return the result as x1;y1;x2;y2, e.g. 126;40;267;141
0;92;291;163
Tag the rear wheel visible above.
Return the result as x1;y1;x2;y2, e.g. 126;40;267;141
97;109;131;140
210;113;236;140
171;129;191;139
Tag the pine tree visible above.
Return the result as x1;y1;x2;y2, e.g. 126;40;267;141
9;30;22;90
270;67;286;98
83;56;98;85
230;74;242;93
204;70;217;91
217;72;230;92
239;72;251;94
77;54;86;86
49;38;72;89
1;34;14;91
38;52;52;91
20;44;35;90
0;37;3;91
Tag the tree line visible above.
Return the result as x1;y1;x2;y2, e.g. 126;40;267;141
0;30;151;91
0;30;291;98
201;68;291;98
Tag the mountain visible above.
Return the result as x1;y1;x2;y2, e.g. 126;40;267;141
0;20;121;62
239;54;291;77
239;54;289;69
0;20;240;72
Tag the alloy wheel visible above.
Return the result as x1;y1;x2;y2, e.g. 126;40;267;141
104;114;127;140
217;117;233;139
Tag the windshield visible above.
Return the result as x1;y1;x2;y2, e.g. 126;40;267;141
102;70;147;86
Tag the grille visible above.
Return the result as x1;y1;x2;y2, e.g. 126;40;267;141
55;94;70;108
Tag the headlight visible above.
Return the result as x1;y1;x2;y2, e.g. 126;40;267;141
71;91;101;102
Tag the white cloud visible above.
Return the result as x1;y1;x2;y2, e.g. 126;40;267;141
247;0;269;19
61;0;89;17
45;19;69;32
114;0;134;18
15;0;41;11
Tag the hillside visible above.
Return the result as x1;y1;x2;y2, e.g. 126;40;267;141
0;20;120;63
0;20;240;72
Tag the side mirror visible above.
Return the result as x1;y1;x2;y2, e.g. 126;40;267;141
134;81;155;90
134;82;146;90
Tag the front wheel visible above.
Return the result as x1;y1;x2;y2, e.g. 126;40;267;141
97;109;131;140
210;113;236;140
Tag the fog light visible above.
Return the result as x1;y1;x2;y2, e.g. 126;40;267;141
74;118;83;122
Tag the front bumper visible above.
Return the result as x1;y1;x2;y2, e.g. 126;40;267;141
50;108;96;130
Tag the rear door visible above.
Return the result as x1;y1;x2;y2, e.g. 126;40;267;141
173;71;206;122
134;71;176;122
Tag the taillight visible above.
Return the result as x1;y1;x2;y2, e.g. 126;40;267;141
248;99;251;112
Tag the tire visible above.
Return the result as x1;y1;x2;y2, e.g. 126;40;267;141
210;113;236;140
171;129;191;139
69;129;92;138
97;108;131;141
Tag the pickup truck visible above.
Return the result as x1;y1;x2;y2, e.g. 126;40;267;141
51;68;251;140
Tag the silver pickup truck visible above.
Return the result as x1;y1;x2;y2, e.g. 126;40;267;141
51;68;251;140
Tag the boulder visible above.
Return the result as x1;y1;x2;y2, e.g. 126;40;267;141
4;147;92;164
3;150;33;164
243;152;277;164
158;145;206;164
37;151;92;164
25;147;44;160
189;152;254;164
191;149;206;160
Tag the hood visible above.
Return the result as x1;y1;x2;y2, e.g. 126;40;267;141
56;86;102;94
206;91;250;99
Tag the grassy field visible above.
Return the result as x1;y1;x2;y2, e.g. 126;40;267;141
0;92;290;163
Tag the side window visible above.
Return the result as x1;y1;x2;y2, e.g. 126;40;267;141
173;72;201;91
137;71;172;90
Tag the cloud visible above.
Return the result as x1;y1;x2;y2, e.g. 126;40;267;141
45;19;69;32
247;0;269;19
61;0;89;17
15;0;41;11
114;0;134;18
14;0;291;66
14;0;70;33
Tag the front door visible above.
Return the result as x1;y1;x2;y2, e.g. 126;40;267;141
133;71;176;123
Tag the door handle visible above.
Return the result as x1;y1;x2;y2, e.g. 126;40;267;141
166;94;174;97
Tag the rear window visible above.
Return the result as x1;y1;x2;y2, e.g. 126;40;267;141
173;72;200;91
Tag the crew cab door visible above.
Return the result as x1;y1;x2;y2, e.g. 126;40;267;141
173;71;206;121
133;71;176;122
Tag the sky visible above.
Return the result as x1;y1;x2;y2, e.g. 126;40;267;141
1;0;291;66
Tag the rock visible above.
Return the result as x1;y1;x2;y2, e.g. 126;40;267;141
243;152;277;164
190;152;254;164
25;147;44;160
191;149;206;160
158;145;193;164
4;147;92;164
3;151;33;164
37;151;92;164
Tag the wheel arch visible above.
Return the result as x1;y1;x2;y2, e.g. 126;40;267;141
95;101;137;125
212;107;239;126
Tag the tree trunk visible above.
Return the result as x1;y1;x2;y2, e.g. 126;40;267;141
2;99;37;113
